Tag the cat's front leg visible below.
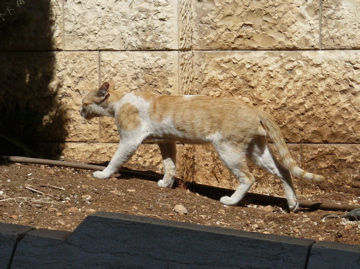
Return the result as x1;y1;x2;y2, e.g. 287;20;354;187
93;138;141;179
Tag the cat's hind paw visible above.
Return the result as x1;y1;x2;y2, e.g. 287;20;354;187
289;201;300;213
93;170;110;179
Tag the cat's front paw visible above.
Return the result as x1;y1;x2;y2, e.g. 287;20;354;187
157;179;173;188
220;196;237;206
93;170;111;179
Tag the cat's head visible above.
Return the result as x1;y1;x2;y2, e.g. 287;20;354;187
80;80;115;119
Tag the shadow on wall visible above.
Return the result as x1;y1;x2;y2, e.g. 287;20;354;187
0;0;67;158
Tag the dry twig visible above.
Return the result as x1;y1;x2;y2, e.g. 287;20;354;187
25;184;60;200
40;184;65;191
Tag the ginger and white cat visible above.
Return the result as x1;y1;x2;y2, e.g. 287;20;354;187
80;80;324;212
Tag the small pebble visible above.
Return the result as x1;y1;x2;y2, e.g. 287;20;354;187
67;207;78;213
174;204;188;215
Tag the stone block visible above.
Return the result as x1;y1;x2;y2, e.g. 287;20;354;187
64;0;178;50
0;52;56;111
322;0;360;49
187;50;360;143
0;223;33;269
0;51;99;145
66;212;314;268
177;144;235;189
6;212;314;268
60;142;117;163
0;0;62;51
49;52;100;142
11;229;73;269
128;144;163;171
100;51;179;95
99;117;118;143
0;51;68;155
191;0;320;49
301;144;360;193
308;240;360;269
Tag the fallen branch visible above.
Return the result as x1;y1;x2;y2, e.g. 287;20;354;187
2;155;359;212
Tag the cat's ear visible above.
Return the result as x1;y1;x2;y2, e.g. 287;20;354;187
97;82;110;98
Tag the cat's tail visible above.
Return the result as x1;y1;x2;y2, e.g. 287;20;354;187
258;110;325;182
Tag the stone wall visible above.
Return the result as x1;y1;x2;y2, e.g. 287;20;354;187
0;0;359;192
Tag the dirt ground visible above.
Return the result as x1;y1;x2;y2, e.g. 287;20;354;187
1;160;360;245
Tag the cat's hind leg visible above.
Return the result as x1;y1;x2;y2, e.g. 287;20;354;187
93;137;142;179
247;136;299;212
214;142;255;206
157;142;176;188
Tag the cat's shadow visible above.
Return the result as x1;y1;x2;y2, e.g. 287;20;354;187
90;163;290;211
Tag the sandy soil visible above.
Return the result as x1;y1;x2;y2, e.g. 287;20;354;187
0;161;359;245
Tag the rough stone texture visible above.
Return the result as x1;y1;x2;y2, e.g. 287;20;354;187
5;213;360;268
308;240;360;269
191;0;320;49
187;50;360;144
179;51;197;95
100;51;179;95
0;0;63;51
7;212;316;268
322;0;360;49
99;51;179;142
301;144;360;192
99;118;119;143
66;212;314;268
0;52;57;111
179;0;193;49
0;223;33;269
64;0;178;50
12;229;73;269
48;52;100;142
60;143;117;163
0;51;99;146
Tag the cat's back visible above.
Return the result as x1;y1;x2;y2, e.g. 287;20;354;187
141;93;254;111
